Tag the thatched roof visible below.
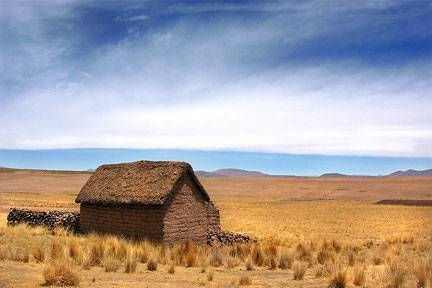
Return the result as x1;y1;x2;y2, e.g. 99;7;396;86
75;160;209;205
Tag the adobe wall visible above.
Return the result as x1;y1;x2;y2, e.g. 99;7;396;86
163;175;208;244
80;204;164;241
206;201;221;232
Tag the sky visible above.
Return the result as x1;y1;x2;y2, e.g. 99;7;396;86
1;1;432;173
1;148;432;176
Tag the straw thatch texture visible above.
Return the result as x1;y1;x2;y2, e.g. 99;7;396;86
75;160;209;206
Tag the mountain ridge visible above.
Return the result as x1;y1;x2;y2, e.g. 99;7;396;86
388;168;432;177
195;168;271;178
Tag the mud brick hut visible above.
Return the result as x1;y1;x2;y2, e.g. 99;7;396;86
75;160;220;244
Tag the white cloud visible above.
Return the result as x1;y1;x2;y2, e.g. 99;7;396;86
124;14;149;22
1;1;431;157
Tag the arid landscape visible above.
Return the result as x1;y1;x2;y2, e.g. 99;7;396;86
3;1;432;287
1;168;431;287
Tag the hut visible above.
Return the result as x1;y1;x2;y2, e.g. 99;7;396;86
75;160;220;244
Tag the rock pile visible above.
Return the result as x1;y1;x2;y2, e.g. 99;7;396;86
7;208;80;233
207;230;256;246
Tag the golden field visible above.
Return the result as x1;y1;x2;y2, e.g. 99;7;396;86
0;169;432;287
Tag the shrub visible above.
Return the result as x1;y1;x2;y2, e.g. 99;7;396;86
246;258;254;271
414;260;430;288
207;270;214;281
33;245;46;263
210;249;224;267
147;258;158;271
23;248;30;263
0;246;7;260
78;248;92;270
43;260;80;286
226;256;240;269
347;251;356;267
168;263;175;274
185;246;198;267
68;239;80;262
353;266;366;286
279;252;293;270
230;244;250;260
136;245;149;263
331;240;342;253
385;261;406;288
328;270;348;288
293;261;307;280
200;262;207;273
296;243;312;262
264;241;279;258
125;253;137;273
50;240;64;261
102;255;121;272
239;274;252;286
317;247;335;265
268;256;277;270
314;265;328;278
252;245;265;266
89;242;104;266
372;255;384;265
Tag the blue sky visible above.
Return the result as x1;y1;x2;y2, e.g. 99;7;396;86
0;1;431;173
1;148;432;176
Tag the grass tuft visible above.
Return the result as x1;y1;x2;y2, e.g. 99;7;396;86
168;263;175;274
147;258;158;271
239;274;252;286
293;261;307;280
42;259;80;287
102;255;121;272
328;269;348;288
353;265;366;286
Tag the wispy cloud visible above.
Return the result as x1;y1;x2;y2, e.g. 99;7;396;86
120;14;149;22
0;1;431;156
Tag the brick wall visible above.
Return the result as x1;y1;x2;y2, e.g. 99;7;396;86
206;201;221;232
162;175;208;244
80;204;165;241
79;174;220;244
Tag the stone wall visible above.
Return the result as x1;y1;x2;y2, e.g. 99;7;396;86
206;201;221;232
80;204;165;241
7;208;80;232
207;230;256;246
163;175;208;244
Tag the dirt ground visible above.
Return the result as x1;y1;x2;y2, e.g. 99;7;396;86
0;169;431;287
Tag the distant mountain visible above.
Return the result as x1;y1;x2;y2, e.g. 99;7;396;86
196;168;270;178
388;169;432;177
319;173;352;178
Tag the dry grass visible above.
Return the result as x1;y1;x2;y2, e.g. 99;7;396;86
328;269;348;288
239;274;252;286
353;265;366;286
1;170;432;287
251;245;265;266
184;240;198;267
124;251;137;273
147;258;158;271
102;255;122;272
207;269;214;281
43;259;80;286
414;259;431;288
384;261;406;288
279;251;293;269
293;261;307;280
209;249;224;267
1;210;431;288
168;263;175;274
